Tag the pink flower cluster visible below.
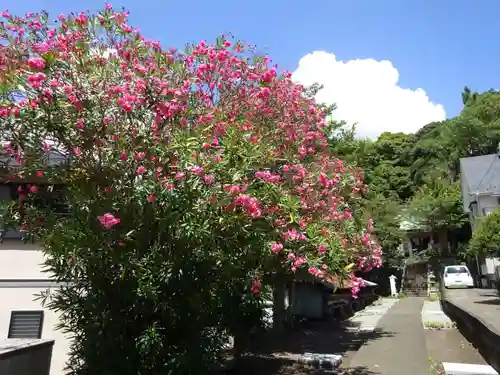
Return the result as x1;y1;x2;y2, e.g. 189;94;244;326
270;242;283;254
27;57;45;70
348;273;366;299
27;72;47;89
98;213;120;229
287;253;307;273
255;170;280;184
233;194;262;218
283;228;306;241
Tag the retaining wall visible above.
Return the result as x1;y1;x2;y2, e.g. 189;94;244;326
441;298;500;372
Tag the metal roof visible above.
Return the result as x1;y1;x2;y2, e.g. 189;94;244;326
460;154;500;194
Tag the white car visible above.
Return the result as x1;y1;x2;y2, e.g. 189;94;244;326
443;265;474;289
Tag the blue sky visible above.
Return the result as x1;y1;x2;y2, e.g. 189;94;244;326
6;0;500;138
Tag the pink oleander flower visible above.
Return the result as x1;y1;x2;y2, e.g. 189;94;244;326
76;118;84;130
318;244;328;255
28;57;45;70
190;165;204;175
203;174;214;184
271;242;283;254
98;213;120;229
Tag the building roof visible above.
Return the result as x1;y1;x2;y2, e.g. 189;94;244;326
298;271;377;289
460;154;500;194
397;213;426;232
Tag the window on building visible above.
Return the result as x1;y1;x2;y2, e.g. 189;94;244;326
7;310;44;339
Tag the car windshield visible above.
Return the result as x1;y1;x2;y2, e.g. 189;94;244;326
446;266;468;274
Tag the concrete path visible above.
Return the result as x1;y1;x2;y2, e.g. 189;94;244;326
347;297;429;375
421;300;454;329
347;298;399;332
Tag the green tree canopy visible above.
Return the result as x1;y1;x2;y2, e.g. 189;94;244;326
469;209;500;257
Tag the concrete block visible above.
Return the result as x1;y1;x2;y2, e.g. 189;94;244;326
442;362;498;375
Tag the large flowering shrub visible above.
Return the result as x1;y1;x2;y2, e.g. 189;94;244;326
0;5;381;374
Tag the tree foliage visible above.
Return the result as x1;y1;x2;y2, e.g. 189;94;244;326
326;86;500;263
406;179;466;232
469;209;500;256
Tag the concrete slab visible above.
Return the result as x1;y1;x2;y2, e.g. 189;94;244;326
422;300;454;329
346;298;399;333
0;339;54;356
442;362;498;375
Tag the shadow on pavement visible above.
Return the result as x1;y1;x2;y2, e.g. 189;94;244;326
478;291;498;298
223;357;378;375
248;319;394;356
474;298;500;305
222;320;393;374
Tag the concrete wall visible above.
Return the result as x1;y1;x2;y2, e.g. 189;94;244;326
442;298;500;373
0;339;54;375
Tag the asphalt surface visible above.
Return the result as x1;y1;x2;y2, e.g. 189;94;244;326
346;297;429;375
341;297;491;374
425;328;486;365
444;288;500;334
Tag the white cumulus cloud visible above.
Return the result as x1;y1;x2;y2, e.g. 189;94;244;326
291;51;446;139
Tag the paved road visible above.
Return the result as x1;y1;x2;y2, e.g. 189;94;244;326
346;297;429;375
425;328;487;365
444;288;500;334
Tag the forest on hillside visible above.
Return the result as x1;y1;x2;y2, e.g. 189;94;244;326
327;87;500;266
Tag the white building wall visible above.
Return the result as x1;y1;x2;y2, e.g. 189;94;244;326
0;243;47;279
0;287;70;375
477;194;500;215
0;242;70;375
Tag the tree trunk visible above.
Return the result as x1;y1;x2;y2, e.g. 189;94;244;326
438;230;448;255
272;271;286;335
